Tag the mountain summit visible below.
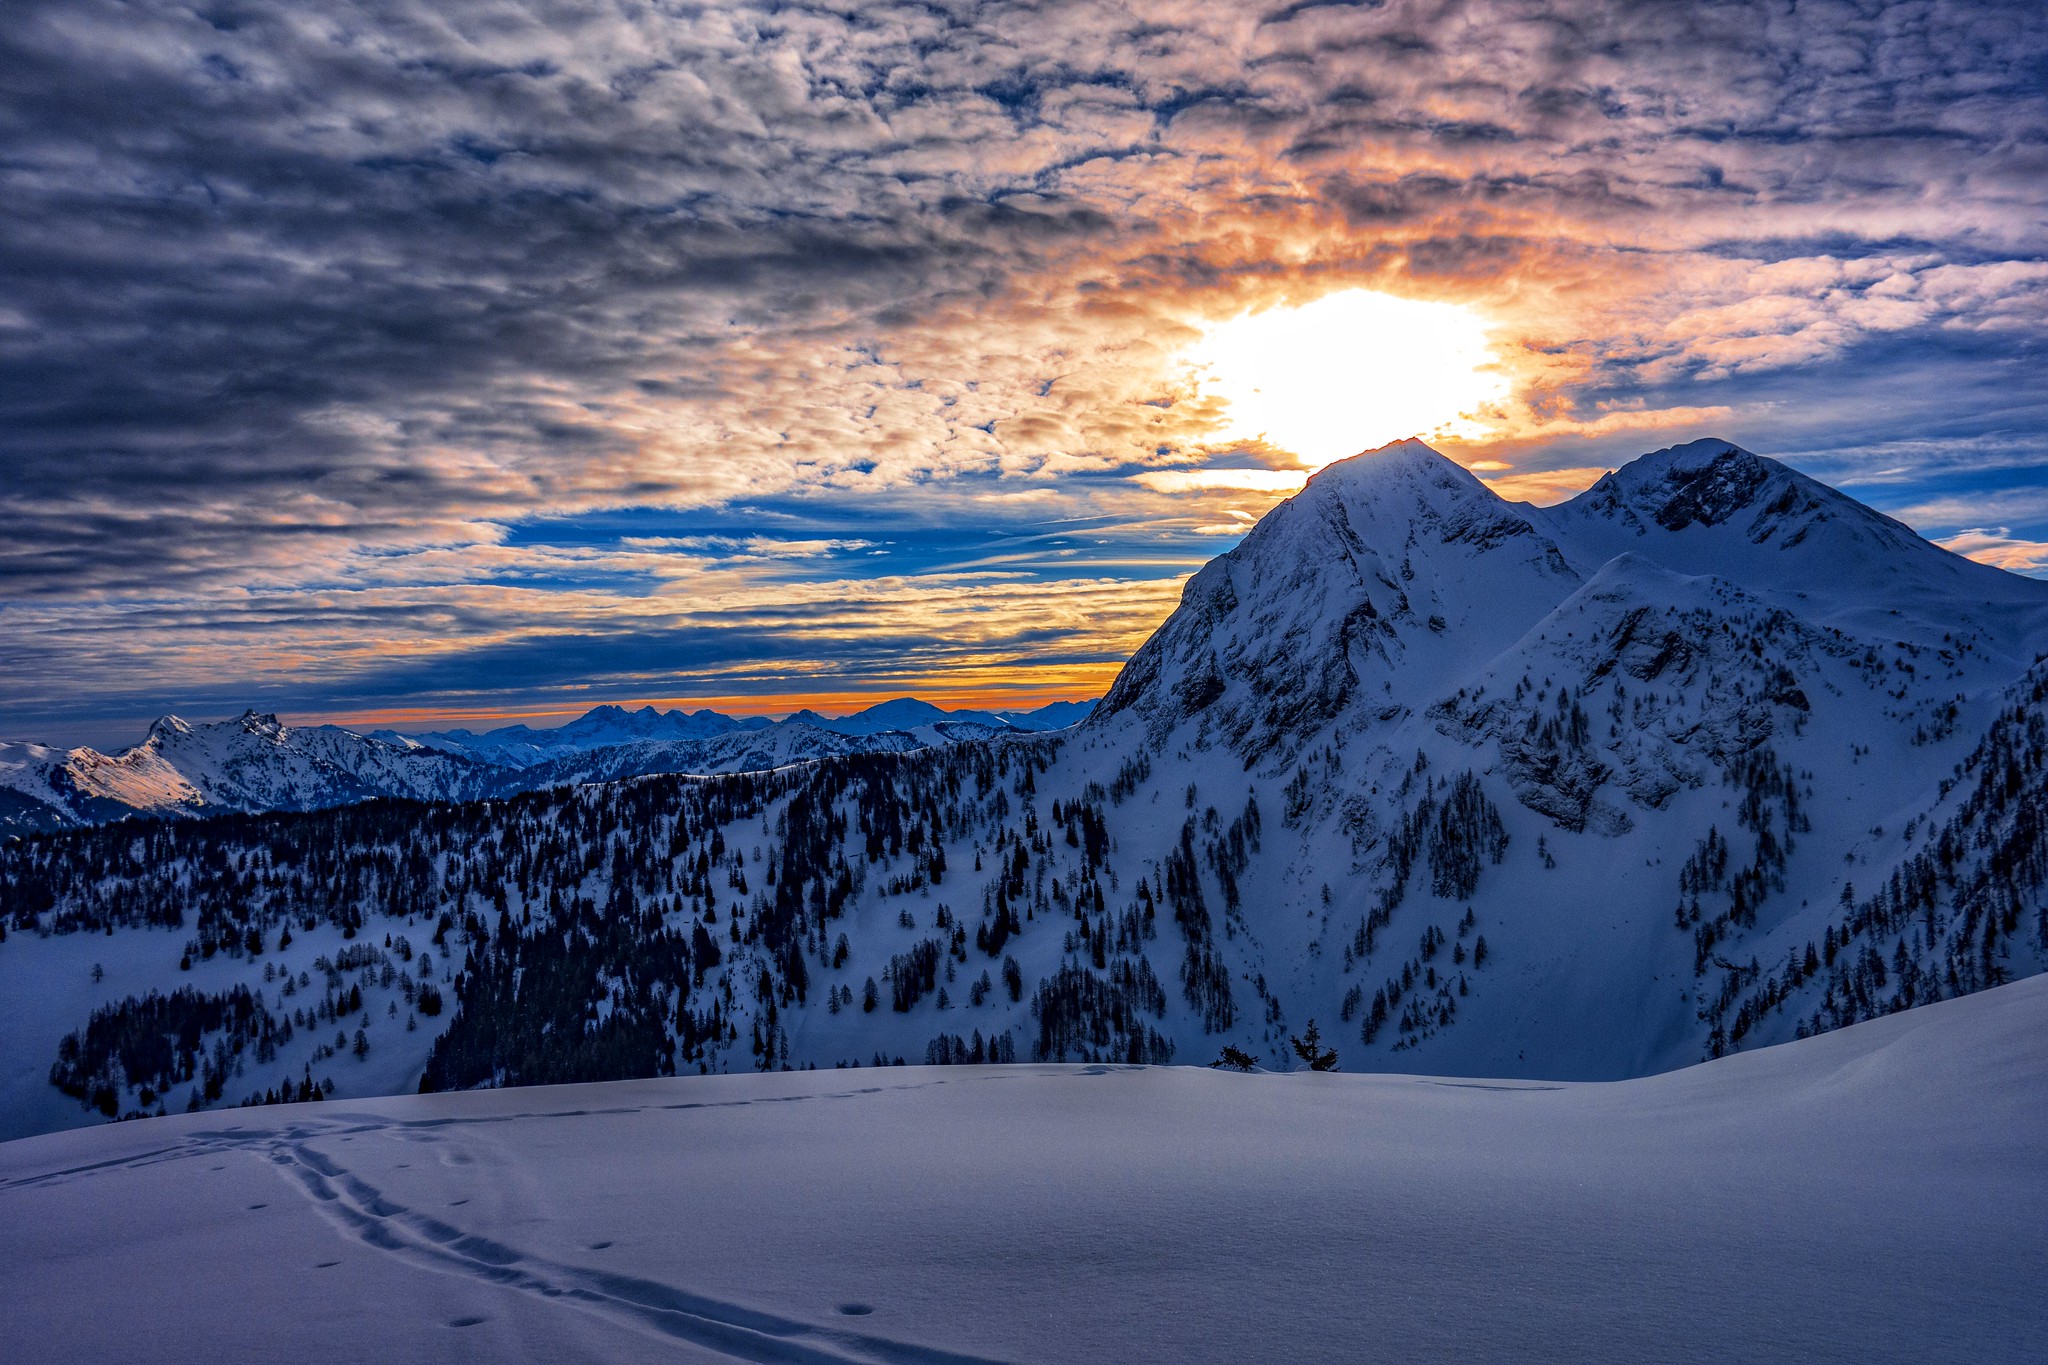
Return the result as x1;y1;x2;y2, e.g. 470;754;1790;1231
1100;438;1581;754
1101;437;2048;761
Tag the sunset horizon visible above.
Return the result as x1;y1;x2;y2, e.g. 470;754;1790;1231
7;2;2046;749
4;5;2045;1361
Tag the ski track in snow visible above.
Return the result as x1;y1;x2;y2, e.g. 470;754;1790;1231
269;1135;1003;1365
4;1076;1011;1364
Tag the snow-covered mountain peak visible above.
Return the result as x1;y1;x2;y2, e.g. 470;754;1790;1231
1634;441;1773;531
1543;437;2048;668
146;715;193;742
1095;439;1581;759
1307;435;1453;477
1304;437;1501;507
1093;429;2048;792
1559;438;1855;540
1554;438;1953;580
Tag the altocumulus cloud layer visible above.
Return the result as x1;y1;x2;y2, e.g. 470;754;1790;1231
3;0;2046;742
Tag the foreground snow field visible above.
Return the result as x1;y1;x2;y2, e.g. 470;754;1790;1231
3;976;2043;1364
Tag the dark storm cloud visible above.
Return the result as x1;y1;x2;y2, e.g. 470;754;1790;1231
3;0;2046;736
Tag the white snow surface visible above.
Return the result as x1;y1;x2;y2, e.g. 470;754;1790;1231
0;974;2042;1364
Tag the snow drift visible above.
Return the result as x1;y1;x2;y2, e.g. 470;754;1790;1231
0;975;2042;1363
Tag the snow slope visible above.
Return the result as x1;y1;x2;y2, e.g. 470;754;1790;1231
0;737;203;831
0;916;457;1144
0;975;2041;1364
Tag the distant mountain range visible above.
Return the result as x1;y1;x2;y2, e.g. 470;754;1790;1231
0;696;1097;833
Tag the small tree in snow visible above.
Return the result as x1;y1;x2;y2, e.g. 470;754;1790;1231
1290;1019;1339;1072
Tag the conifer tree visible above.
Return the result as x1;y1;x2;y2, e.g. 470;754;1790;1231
1290;1018;1338;1072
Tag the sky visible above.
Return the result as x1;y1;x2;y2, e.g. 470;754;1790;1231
3;0;2047;748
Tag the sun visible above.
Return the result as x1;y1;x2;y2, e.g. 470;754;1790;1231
1187;289;1507;467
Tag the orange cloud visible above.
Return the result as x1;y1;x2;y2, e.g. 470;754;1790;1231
1936;529;2048;575
1475;467;1612;506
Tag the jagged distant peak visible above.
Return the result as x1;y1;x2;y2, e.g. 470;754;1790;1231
562;703;672;732
234;710;288;738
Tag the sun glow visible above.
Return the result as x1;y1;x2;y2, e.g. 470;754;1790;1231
1188;290;1507;467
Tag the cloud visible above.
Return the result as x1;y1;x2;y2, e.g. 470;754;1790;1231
620;536;875;560
1935;528;2048;575
1129;469;1309;494
1890;489;2048;531
1476;466;1610;506
3;0;2047;732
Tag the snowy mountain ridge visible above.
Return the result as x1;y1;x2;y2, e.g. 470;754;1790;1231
0;698;1097;833
6;435;2048;1138
0;711;496;834
383;703;778;767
